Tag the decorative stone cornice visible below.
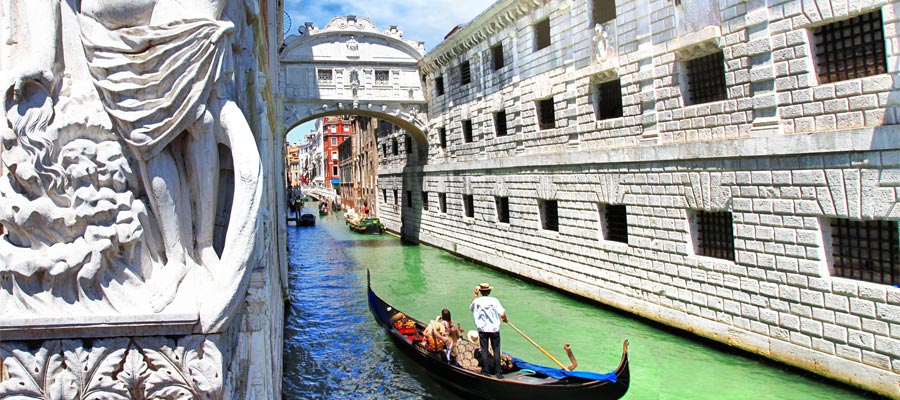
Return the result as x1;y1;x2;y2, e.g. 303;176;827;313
287;15;425;56
420;0;546;75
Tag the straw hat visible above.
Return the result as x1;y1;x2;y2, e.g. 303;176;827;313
477;283;493;291
467;330;479;342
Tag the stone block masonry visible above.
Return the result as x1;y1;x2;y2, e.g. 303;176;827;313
378;0;900;398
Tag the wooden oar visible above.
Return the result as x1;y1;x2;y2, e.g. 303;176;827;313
505;320;568;370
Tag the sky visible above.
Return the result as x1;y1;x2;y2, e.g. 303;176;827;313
282;0;493;144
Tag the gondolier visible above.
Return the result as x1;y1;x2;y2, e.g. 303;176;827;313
470;282;507;378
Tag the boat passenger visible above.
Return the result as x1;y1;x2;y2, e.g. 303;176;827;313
424;309;462;362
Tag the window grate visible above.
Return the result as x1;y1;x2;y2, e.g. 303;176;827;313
464;195;475;218
596;79;624;121
592;0;616;25
383;189;387;202
686;52;727;105
496;197;510;223
605;204;628;243
422;192;429;211
375;70;390;85
492;43;505;71
696;211;734;260
539;200;559;231
538;99;556;129
392;138;398;155
436;76;445;96
406;191;412;208
439;193;447;213
814;10;886;84
460;61;472;85
831;219;899;285
463;120;474;143
495;111;508;137
534;18;551;51
317;69;333;83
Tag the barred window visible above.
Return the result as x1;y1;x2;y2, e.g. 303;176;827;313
539;200;559;231
601;204;628;243
464;194;475;218
422;192;429;211
685;52;727;105
375;70;390;85
405;135;412;154
814;10;886;84
406;190;412;208
592;0;616;25
537;98;556;129
830;219;899;285
436;76;445;96
695;211;735;260
534;18;551;51
492;43;505;71
462;119;474;143
438;127;447;148
460;61;472;85
393;189;399;205
595;79;624;121
496;197;510;223
392;138;398;155
439;193;447;213
317;69;333;83
494;111;508;137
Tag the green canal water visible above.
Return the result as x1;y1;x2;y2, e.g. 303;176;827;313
283;203;876;399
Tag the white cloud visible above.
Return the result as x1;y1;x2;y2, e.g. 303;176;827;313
284;0;494;51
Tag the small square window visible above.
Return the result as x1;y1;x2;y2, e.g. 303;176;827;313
393;189;399;205
694;210;734;260
331;137;338;145
375;70;390;85
814;10;886;84
494;111;508;137
460;61;472;85
592;0;616;25
462;120;474;143
599;204;628;243
595;79;624;121
439;193;447;213
436;76;446;96
534;18;551;51
537;98;556;130
438;127;447;148
496;197;510;223
406;191;412;208
685;52;727;105
464;194;475;218
829;219;899;285
422;192;429;211
318;69;333;83
492;43;505;71
538;200;558;231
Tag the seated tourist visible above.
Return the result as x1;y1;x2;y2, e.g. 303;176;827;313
424;309;462;362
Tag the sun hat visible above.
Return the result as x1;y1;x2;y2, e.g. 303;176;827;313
478;283;493;291
467;330;479;342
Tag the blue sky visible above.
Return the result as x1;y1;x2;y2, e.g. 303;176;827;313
283;0;492;144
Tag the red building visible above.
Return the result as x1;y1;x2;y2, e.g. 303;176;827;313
322;115;353;188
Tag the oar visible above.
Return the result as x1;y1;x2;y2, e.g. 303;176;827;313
505;320;567;370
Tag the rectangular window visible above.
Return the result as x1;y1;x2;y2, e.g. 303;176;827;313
406;191;412;208
375;70;390;85
393;189;398;205
343;124;350;132
537;98;556;130
592;0;616;25
422;192;429;211
436;76;445;96
492;43;505;71
814;10;886;84
686;52;727;105
331;137;338;145
317;69;333;83
462;119;474;143
438;127;447;148
331;151;338;160
464;194;475;218
383;189;387;202
392;138;398;155
830;219;898;285
439;193;447;213
595;79;624;121
332;165;338;176
405;136;412;154
494;111;508;137
695;211;735;261
382;144;387;156
538;200;559;231
460;61;472;85
601;204;628;243
534;18;551;51
496;197;510;223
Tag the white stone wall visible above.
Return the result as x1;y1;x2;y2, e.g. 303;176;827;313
379;0;900;397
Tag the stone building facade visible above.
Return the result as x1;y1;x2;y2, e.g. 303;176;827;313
377;0;900;397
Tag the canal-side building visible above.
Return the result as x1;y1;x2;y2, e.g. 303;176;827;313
373;0;900;397
323;115;354;190
337;116;383;213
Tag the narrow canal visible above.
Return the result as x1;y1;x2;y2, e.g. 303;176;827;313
283;201;873;399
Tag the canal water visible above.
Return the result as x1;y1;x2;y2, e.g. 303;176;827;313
283;202;874;399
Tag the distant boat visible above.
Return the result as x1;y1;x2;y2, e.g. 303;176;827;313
367;271;630;400
348;217;385;234
298;213;316;226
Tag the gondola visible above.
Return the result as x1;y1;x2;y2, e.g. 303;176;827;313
367;271;630;400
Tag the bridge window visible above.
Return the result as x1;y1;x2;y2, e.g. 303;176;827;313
814;10;886;84
592;0;616;25
692;210;734;261
422;192;429;211
492;43;505;71
534;18;551;52
599;204;628;243
438;127;447;148
538;200;559;231
392;138;398;155
460;61;472;85
439;193;447;213
537;98;556;130
496;197;510;223
463;194;475;218
494;111;508;137
462;119;474;143
405;136;412;154
685;51;727;105
828;219;899;285
375;70;390;85
436;76;445;96
594;78;623;121
350;70;359;84
317;69;333;84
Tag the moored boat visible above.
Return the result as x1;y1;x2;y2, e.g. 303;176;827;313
367;271;630;400
349;217;385;234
